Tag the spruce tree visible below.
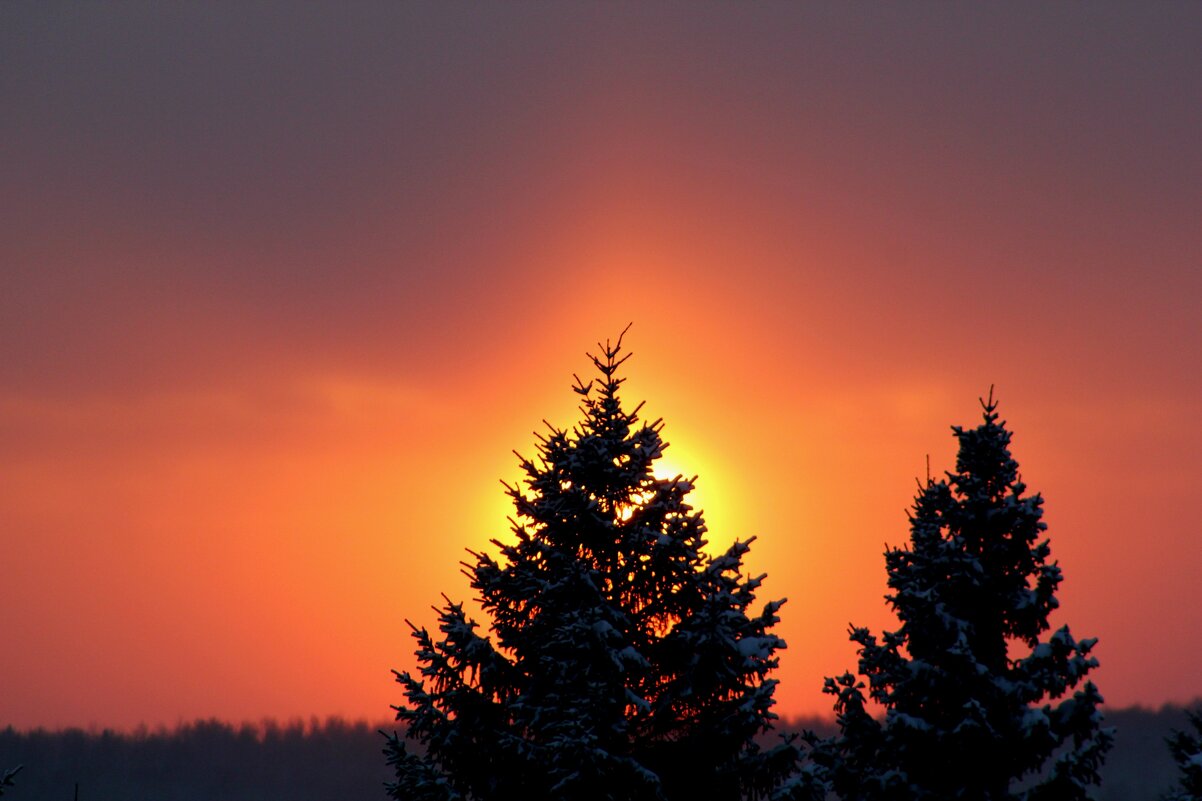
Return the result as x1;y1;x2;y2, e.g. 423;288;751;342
1164;709;1202;801
806;392;1111;801
386;330;791;801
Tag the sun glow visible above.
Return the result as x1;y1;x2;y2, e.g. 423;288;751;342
650;451;740;559
651;457;704;513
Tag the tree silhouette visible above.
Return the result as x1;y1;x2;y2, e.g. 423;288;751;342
386;330;791;801
805;393;1111;800
1164;709;1202;801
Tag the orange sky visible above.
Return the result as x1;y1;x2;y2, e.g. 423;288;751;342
2;3;1201;730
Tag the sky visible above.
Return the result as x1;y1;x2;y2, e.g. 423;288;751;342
2;2;1201;731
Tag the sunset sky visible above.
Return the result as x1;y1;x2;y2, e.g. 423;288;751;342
3;3;1201;731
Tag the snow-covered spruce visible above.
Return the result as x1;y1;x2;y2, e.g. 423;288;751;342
801;392;1112;801
1164;708;1202;801
386;331;793;801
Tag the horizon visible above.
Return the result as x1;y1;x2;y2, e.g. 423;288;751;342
11;697;1202;738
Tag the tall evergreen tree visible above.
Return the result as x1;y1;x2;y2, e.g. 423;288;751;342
1164;709;1202;801
805;392;1111;801
386;330;791;801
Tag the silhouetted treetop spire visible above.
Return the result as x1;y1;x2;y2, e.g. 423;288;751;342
799;393;1111;801
387;331;791;801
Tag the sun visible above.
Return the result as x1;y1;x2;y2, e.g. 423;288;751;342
649;449;721;536
651;455;709;518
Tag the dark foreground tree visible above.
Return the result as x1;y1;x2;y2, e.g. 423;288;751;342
386;331;792;801
804;392;1111;801
1164;709;1202;801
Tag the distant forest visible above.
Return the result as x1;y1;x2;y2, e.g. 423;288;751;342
0;703;1196;801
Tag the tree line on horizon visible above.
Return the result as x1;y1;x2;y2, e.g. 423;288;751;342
386;331;1202;801
0;706;1198;801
